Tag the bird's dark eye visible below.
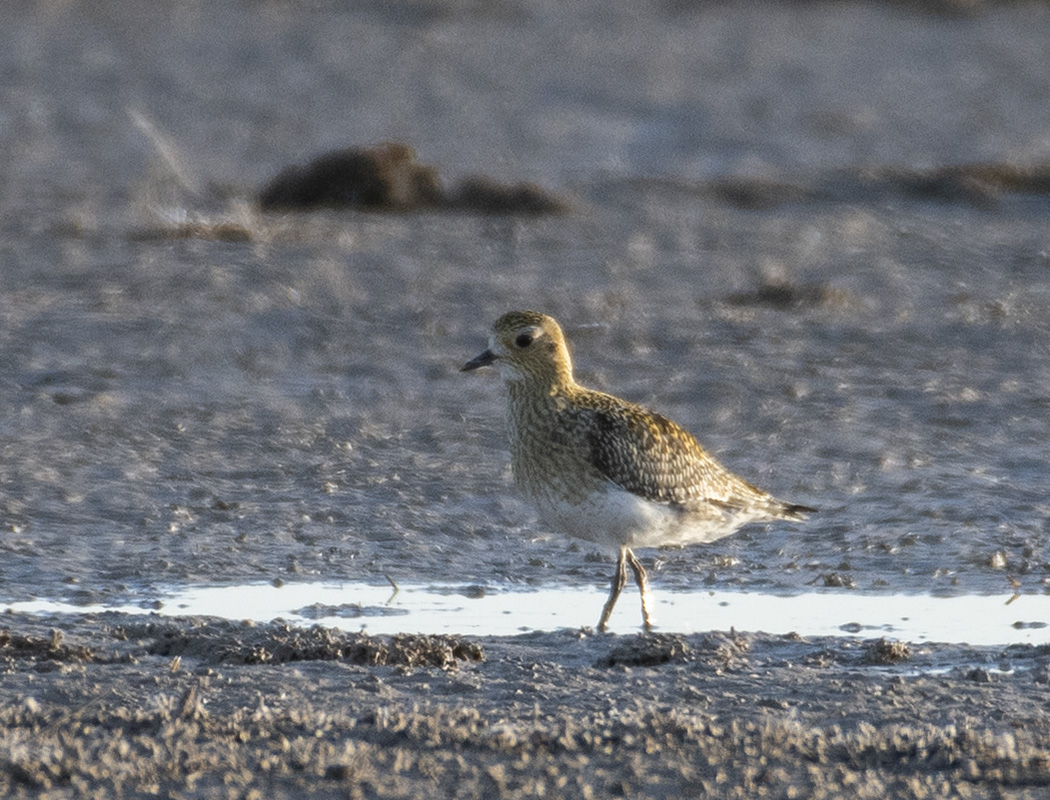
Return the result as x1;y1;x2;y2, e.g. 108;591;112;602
515;333;534;348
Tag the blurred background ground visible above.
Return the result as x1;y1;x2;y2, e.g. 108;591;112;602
2;0;1049;607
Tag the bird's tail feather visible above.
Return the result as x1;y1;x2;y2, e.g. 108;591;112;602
781;503;817;519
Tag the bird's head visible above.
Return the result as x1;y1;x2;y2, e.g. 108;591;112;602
462;310;574;389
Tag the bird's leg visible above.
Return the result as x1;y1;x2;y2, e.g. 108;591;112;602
597;546;629;632
624;548;652;631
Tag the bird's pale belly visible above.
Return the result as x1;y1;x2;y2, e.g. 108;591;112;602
525;480;743;552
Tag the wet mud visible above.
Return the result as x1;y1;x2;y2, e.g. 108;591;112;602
4;0;1050;795
4;612;1050;799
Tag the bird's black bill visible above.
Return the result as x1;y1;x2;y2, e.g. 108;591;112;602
461;349;497;371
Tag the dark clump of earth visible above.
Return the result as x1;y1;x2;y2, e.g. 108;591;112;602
857;161;1050;207
258;142;568;215
258;142;443;211
124;617;485;668
863;636;912;665
594;632;693;667
448;175;569;214
702;160;1050;212
725;280;851;312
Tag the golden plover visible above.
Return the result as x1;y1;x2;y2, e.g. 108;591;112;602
462;310;815;632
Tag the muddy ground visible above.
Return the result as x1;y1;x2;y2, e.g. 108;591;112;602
5;0;1050;797
3;611;1050;799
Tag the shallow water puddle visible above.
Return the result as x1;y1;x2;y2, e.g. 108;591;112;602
5;583;1050;646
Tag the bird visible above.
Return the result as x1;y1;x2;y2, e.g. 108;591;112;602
462;310;815;632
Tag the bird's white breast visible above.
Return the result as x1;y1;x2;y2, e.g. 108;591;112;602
526;479;760;553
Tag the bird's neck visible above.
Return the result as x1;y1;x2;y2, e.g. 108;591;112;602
506;374;575;408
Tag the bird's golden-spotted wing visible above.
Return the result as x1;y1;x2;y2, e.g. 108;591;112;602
561;393;755;506
552;388;814;518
